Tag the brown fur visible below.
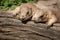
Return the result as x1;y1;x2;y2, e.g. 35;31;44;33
31;5;58;27
31;2;60;27
15;3;42;21
52;9;60;23
18;5;32;21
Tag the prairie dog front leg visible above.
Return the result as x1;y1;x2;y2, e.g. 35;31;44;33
46;15;57;28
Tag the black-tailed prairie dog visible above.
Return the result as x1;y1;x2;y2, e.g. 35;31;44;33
16;3;42;21
7;3;32;21
32;7;59;27
31;2;60;27
12;3;54;21
18;6;32;21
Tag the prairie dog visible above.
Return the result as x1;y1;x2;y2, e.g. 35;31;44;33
7;3;32;21
19;6;32;21
32;3;58;27
7;3;41;21
17;3;42;21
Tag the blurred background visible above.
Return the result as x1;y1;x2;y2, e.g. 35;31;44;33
0;0;59;11
0;0;38;11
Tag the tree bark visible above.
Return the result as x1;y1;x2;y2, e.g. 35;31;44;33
0;11;60;40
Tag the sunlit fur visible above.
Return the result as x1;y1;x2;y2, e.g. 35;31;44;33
15;3;43;21
19;6;32;21
32;3;58;27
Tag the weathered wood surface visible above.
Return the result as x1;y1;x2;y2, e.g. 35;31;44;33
0;11;60;40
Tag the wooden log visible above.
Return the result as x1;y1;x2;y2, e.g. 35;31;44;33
0;10;60;40
28;26;60;40
0;33;20;40
0;11;14;18
0;17;23;26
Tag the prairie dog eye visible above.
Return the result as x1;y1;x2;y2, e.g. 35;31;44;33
39;15;44;18
27;11;29;15
40;15;44;18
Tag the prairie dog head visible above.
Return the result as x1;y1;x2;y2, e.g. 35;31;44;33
32;9;48;22
19;6;32;21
